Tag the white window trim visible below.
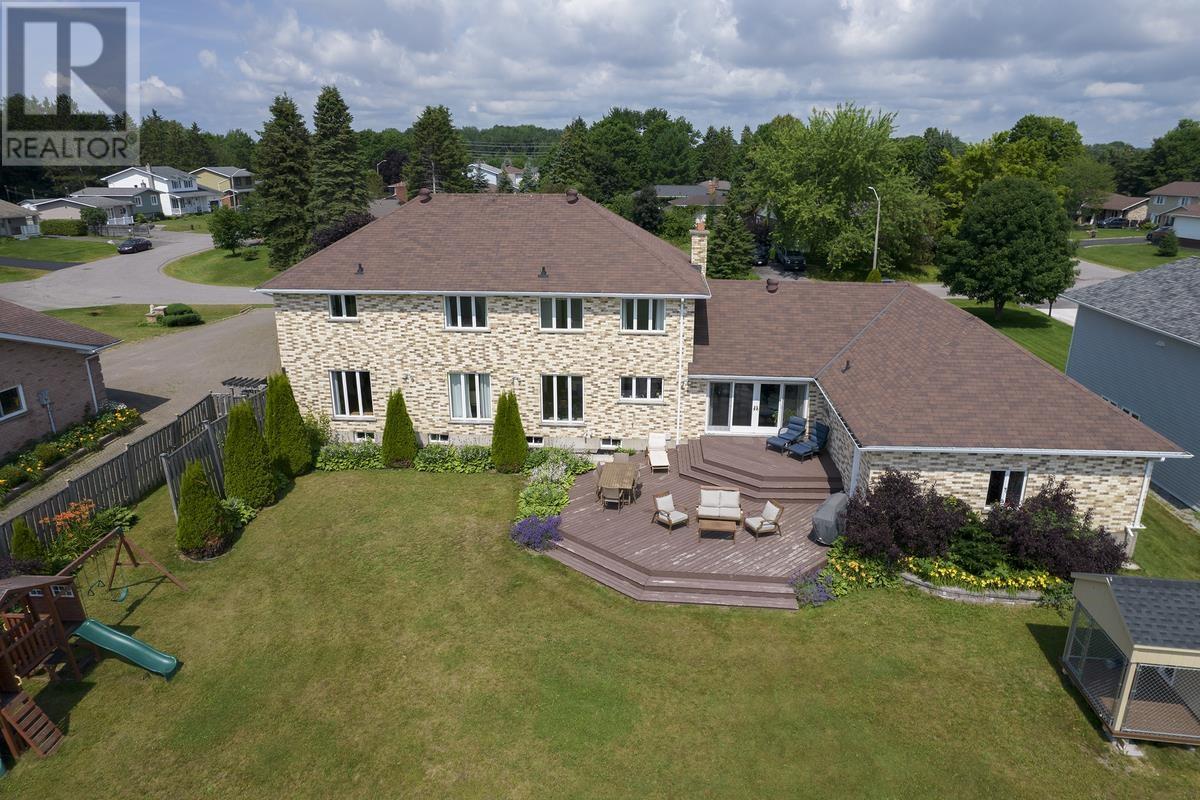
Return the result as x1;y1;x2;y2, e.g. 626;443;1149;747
620;298;666;334
618;376;666;405
539;297;585;332
1153;195;1165;205
328;293;359;321
133;196;142;207
448;372;492;422
330;370;374;419
985;468;1026;509
0;384;27;422
443;296;489;331
541;374;585;425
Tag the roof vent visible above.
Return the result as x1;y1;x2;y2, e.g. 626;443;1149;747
418;187;432;203
539;266;549;279
842;359;851;373
766;278;779;294
355;263;364;275
566;188;578;204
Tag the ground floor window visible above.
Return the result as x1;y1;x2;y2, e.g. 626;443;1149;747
526;435;544;447
620;376;663;402
542;375;584;422
449;372;491;421
600;437;621;450
0;385;26;421
330;370;373;417
353;430;376;442
427;432;450;444
706;381;806;432
986;469;1026;507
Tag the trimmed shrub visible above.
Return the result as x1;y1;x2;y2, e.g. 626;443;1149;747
844;470;963;562
40;218;88;236
315;441;385;471
10;517;42;562
864;267;883;283
510;515;562;550
1156;229;1179;257
947;518;1006;575
164;303;196;316
380;389;418;467
516;480;570;519
222;402;275;508
490;391;528;473
160;312;203;327
176;461;230;557
80;206;108;230
302;412;332;459
264;373;313;478
33;441;62;465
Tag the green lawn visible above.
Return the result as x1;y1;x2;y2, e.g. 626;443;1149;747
949;300;1073;371
6;472;1200;798
45;304;265;344
1070;228;1138;240
157;213;212;233
1132;496;1200;580
1077;242;1200;271
0;235;115;263
163;245;275;287
0;264;48;282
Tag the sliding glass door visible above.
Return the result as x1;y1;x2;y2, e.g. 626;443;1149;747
707;381;807;433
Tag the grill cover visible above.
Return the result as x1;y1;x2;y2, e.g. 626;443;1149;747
812;492;849;545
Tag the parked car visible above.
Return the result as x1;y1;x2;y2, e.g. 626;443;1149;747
116;237;153;254
1146;226;1174;243
1097;217;1128;229
775;247;806;271
754;241;770;266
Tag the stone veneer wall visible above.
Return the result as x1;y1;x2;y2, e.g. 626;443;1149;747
861;450;1147;533
808;386;857;492
272;293;695;446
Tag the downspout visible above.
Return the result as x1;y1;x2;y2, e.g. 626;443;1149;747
84;354;99;413
675;298;686;444
848;445;863;496
1127;458;1158;556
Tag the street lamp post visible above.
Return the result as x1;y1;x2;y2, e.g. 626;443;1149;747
867;185;881;274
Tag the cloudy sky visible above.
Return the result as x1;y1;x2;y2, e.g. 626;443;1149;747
133;0;1200;144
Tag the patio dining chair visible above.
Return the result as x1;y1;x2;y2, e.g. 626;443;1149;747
745;501;784;539
601;486;625;511
652;492;688;531
612;452;631;463
594;463;606;499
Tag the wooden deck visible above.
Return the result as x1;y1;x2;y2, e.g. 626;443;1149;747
549;439;838;610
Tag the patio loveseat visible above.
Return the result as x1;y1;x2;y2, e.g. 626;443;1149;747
696;488;744;525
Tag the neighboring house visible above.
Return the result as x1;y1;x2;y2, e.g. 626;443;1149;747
190;166;255;209
657;180;730;224
1064;257;1200;515
502;164;525;189
0;298;119;457
469;162;502;189
101;166;222;216
0;199;39;237
386;182;407;200
1169;208;1200;247
1081;193;1148;226
259;191;1187;549
21;195;138;226
1147;181;1200;224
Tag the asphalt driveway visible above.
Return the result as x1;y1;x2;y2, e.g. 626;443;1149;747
0;229;260;310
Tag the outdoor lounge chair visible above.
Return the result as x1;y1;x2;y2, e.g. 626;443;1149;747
766;416;807;452
652;492;688;531
745;501;784;538
647;433;670;472
785;421;830;461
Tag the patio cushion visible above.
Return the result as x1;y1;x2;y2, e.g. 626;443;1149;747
648;433;667;450
655;494;675;513
762;502;782;522
699;489;721;507
718;490;740;508
697;505;722;519
663;510;687;525
745;516;770;532
716;508;741;520
648;450;670;468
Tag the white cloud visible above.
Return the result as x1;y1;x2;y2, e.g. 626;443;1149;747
137;75;185;106
198;49;218;69
1083;81;1143;98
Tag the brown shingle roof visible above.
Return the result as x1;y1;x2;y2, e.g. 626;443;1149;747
1092;193;1147;212
0;198;33;219
693;280;1183;455
0;297;119;351
1148;181;1200;197
259;193;710;297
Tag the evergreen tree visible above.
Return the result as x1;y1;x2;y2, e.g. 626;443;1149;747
403;105;472;195
222;402;275;508
490;392;527;473
10;517;42;562
518;164;540;193
496;169;515;193
587;108;645;200
380;389;418;467
310;86;370;225
697;125;738;181
264;372;313;478
631;185;664;232
1157;229;1180;257
256;95;312;269
176;461;227;555
542;117;595;195
706;199;755;279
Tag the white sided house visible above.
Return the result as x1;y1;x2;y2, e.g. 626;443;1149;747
259;191;1188;554
101;166;221;217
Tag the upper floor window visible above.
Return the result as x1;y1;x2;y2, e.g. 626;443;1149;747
542;375;584;422
621;298;665;332
1182;197;1192;207
985;469;1025;508
328;294;358;319
449;372;491;421
444;296;487;329
149;195;158;205
1154;195;1165;205
540;297;583;330
330;370;373;417
133;196;142;207
0;385;26;421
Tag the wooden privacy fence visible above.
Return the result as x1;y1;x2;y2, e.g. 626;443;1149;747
0;388;265;555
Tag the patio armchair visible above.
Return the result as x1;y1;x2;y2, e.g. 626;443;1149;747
765;416;807;452
785;421;830;461
745;501;784;539
652;492;688;531
647;433;670;472
695;487;744;525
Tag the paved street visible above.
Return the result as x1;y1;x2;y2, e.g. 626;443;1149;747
0;229;260;310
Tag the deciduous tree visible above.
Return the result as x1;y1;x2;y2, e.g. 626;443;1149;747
631;185;664;233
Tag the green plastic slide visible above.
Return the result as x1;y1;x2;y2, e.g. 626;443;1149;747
74;618;178;677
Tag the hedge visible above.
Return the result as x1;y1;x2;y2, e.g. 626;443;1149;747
222;402;275;508
40;218;88;236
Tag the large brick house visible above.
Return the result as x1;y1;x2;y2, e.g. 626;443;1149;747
0;299;119;456
260;190;1188;548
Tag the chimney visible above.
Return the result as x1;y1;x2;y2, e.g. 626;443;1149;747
566;188;579;204
690;220;709;275
418;187;432;203
395;181;407;203
707;179;716;198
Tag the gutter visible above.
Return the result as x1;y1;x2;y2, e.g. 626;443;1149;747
254;288;712;300
860;444;1190;460
0;332;120;355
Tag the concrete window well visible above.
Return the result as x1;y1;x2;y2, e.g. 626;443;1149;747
1063;574;1200;746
